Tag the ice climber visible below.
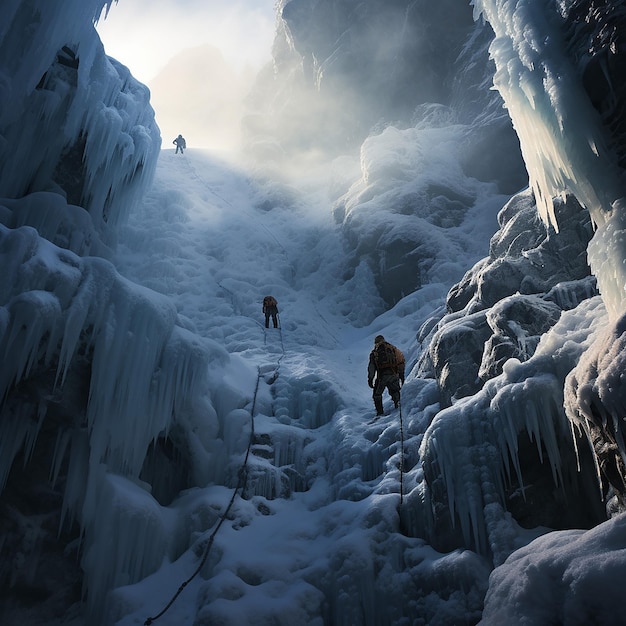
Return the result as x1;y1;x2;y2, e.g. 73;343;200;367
263;295;279;328
368;335;405;416
173;134;186;154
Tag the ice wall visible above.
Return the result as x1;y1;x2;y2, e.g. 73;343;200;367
420;293;607;564
473;0;626;318
414;183;608;564
0;0;161;249
0;1;218;619
412;2;626;569
0;223;227;616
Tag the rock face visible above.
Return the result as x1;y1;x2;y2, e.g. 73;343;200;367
278;0;475;144
417;0;626;556
431;190;595;408
246;1;529;311
251;0;527;184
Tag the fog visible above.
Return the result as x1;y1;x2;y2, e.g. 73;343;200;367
96;0;274;154
95;0;527;312
149;45;256;154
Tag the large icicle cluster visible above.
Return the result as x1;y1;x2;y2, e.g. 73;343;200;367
420;295;607;564
412;0;626;578
415;185;607;564
466;0;626;516
471;0;621;230
0;0;160;248
0;223;227;616
0;1;229;620
473;0;626;318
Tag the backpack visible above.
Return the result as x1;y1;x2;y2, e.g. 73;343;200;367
375;342;398;372
263;296;277;308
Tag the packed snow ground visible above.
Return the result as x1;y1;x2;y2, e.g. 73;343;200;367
107;147;494;625
4;1;626;624
65;146;626;625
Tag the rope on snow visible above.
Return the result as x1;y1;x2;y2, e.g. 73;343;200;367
399;400;405;507
145;316;287;624
144;366;263;625
144;150;298;623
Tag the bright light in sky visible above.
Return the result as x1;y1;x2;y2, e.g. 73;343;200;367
96;0;277;152
96;0;276;82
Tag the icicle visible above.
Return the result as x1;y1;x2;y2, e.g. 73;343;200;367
0;403;45;492
0;0;160;249
81;469;169;619
474;0;623;234
421;297;606;558
50;428;72;487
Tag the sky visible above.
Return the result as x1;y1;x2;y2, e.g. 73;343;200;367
96;0;276;82
95;0;277;151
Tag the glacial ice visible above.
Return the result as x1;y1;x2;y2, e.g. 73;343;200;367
0;217;233;617
0;0;160;248
420;296;608;564
3;0;626;624
474;0;626;318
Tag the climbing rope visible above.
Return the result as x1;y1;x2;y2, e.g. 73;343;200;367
143;367;262;625
399;401;405;507
277;314;285;356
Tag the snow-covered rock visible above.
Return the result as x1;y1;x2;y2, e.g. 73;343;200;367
3;0;626;624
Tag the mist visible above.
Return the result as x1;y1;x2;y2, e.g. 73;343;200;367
6;2;622;624
149;45;256;154
95;0;275;155
99;0;528;309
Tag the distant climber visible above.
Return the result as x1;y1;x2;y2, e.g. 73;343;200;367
368;335;405;416
173;134;186;154
263;295;279;328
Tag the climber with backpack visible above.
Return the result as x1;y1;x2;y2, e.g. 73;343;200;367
263;295;279;328
173;134;186;154
367;335;405;416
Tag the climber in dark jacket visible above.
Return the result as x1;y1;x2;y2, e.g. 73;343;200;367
263;295;279;328
368;335;405;415
173;134;186;154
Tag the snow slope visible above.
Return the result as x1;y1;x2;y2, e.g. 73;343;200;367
104;147;497;625
5;1;626;624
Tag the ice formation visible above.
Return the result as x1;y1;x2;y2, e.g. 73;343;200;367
3;0;626;624
472;0;620;227
473;0;626;318
415;0;626;608
420;295;607;564
0;221;228;616
0;1;220;620
0;0;160;248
